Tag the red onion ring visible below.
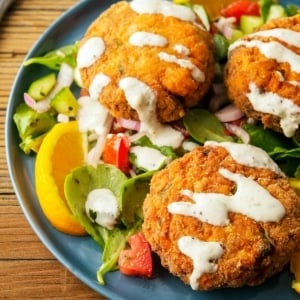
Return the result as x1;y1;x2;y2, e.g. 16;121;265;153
215;104;244;122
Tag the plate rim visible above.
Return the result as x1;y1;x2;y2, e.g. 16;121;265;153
4;0;299;299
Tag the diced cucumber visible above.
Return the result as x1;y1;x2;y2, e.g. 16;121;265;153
13;103;56;154
229;29;244;42
240;15;263;34
50;87;79;117
266;4;287;21
27;73;56;101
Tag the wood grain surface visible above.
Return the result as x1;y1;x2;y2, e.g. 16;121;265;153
0;1;107;298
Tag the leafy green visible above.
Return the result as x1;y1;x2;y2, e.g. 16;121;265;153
132;135;177;159
64;164;128;248
23;44;78;70
242;123;290;153
64;164;146;284
183;108;234;144
259;0;274;22
97;226;139;285
269;147;300;159
243;123;300;177
120;171;154;227
213;34;229;62
285;5;299;16
130;135;177;172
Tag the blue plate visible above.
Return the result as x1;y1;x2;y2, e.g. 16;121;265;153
5;0;300;299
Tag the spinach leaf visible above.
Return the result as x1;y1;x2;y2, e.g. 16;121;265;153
242;123;290;153
97;226;139;285
120;171;154;227
64;164;128;248
24;44;78;70
133;135;177;159
183;108;233;144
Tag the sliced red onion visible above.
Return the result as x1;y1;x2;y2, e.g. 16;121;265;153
23;92;51;113
23;92;36;109
214;17;236;39
223;25;233;40
225;123;250;144
215;104;244;122
117;118;141;131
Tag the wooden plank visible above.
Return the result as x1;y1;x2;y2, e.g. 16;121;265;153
0;261;104;299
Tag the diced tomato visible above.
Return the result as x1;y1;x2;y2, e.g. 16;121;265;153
102;134;130;174
118;232;153;278
221;0;260;23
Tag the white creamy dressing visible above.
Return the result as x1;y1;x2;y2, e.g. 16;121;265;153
246;82;300;137
89;73;111;99
130;145;167;171
173;44;190;56
129;31;168;47
229;28;300;137
119;77;184;148
168;168;285;225
158;51;205;82
178;236;224;290
77;37;106;68
229;39;300;74
77;96;113;166
85;188;119;230
204;141;284;176
168;141;286;287
77;96;112;136
182;140;199;152
248;28;300;48
129;0;196;23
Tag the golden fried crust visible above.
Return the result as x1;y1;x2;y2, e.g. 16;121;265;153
142;146;300;290
79;2;215;123
225;15;300;135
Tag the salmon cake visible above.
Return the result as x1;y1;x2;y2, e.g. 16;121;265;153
225;15;300;137
142;141;300;290
76;0;215;123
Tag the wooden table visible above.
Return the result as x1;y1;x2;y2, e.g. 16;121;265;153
0;1;106;298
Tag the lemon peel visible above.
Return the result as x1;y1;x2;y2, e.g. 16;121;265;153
35;121;86;235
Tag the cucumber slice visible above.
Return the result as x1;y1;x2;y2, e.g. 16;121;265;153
240;15;263;34
27;73;56;101
50;87;79;117
266;4;287;21
230;29;244;42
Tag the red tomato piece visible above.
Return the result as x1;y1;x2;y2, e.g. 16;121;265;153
102;134;130;174
221;0;260;23
118;232;153;278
